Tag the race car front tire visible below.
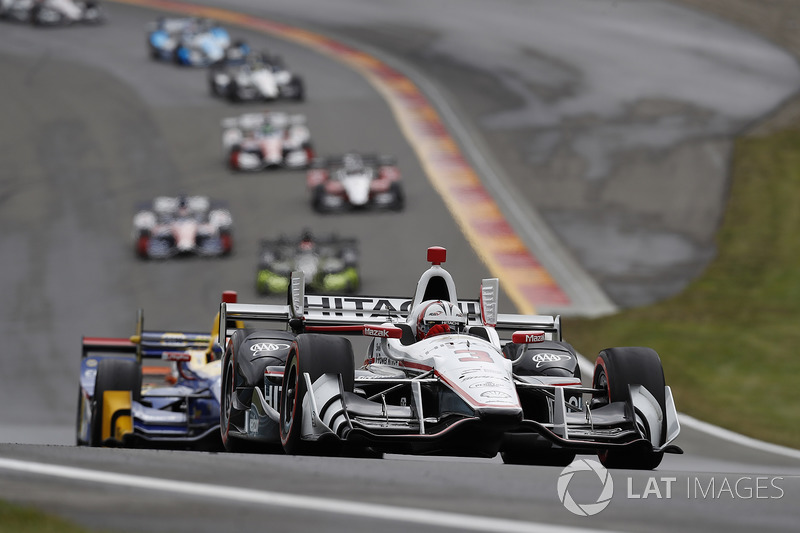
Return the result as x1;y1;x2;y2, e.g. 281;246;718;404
311;184;328;213
279;334;355;455
593;347;666;470
390;182;405;211
220;348;260;453
90;358;142;447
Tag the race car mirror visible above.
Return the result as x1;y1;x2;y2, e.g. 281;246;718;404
363;325;403;339
480;278;499;327
290;270;305;319
512;331;546;344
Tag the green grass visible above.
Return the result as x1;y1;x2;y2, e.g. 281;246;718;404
564;128;800;449
0;501;93;533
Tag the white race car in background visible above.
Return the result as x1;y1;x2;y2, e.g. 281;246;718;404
209;49;305;102
1;0;104;24
222;111;313;171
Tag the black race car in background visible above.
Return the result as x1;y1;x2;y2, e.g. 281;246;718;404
132;196;233;259
209;48;304;102
307;153;404;212
256;231;359;295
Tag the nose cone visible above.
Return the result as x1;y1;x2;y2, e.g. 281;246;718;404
475;406;523;429
343;176;371;206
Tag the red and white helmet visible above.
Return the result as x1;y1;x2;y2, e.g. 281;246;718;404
415;300;466;340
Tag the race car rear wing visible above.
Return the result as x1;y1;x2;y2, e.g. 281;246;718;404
218;271;563;345
83;309;212;363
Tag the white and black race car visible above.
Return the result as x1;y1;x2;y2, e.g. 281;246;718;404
217;246;682;468
209;48;304;102
1;0;104;25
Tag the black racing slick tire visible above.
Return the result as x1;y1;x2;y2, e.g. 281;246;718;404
593;347;666;470
90;358;142;447
220;346;256;453
219;329;270;453
389;182;405;211
279;334;354;455
311;184;327;213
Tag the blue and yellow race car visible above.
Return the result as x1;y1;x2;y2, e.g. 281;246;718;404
76;292;239;450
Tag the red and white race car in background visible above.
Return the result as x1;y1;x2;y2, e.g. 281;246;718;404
307;152;405;212
222;112;313;171
132;196;233;259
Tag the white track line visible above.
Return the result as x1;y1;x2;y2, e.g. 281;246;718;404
0;456;624;533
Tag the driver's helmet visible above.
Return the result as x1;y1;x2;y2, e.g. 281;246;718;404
177;196;190;216
415;300;466;340
342;153;363;174
299;229;314;251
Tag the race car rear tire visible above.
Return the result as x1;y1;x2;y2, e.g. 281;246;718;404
593;347;666;470
90;358;142;447
280;334;354;455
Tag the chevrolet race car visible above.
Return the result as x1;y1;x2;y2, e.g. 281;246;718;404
222;112;313;171
209;48;304;102
218;246;682;469
1;0;104;25
256;231;359;296
147;17;242;66
132;195;233;259
308;153;404;212
75;293;241;450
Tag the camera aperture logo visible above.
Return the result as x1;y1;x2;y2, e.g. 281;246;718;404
557;459;614;516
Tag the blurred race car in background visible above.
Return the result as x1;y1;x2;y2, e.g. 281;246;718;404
209;48;305;102
256;230;359;295
219;246;682;468
308;152;404;212
1;0;104;24
132;195;233;259
147;16;242;66
222;111;313;171
76;293;239;450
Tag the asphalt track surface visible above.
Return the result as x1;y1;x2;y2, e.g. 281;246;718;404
1;1;800;532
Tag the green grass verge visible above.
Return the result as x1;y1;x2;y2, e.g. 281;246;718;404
0;501;93;533
564;127;800;449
